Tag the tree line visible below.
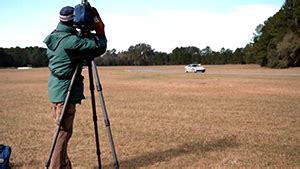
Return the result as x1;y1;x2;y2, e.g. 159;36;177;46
0;0;299;68
0;45;252;67
0;47;48;67
94;45;251;66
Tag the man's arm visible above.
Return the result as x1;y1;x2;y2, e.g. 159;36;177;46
65;8;107;60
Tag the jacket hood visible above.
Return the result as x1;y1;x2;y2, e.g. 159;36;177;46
43;23;78;51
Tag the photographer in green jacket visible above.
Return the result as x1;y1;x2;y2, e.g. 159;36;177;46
44;6;106;168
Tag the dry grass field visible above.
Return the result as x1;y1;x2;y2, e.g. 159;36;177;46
0;65;299;168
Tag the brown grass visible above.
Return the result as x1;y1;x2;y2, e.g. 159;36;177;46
0;65;299;168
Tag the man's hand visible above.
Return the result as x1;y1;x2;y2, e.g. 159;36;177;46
91;7;105;37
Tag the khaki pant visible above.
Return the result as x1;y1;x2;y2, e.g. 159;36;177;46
50;103;76;169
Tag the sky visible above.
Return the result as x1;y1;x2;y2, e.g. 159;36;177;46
0;0;284;53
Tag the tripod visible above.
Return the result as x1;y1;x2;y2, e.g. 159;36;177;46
45;59;119;169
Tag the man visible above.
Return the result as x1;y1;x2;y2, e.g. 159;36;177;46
44;5;106;168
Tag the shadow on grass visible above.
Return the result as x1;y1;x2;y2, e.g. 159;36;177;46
101;135;239;168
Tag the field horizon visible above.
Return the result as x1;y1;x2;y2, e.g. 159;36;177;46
0;64;299;168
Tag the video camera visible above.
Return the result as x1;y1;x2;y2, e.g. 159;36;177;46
73;0;94;31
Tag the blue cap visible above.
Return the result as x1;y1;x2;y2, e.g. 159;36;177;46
59;6;74;23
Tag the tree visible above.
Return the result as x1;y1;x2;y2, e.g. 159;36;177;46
232;48;246;64
27;47;48;67
124;43;155;66
248;0;300;68
170;46;201;65
153;51;169;65
0;48;13;67
95;49;119;66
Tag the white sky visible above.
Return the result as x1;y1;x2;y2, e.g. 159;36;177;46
0;0;283;53
105;4;280;52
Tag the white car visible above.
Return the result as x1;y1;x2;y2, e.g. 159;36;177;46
185;64;206;73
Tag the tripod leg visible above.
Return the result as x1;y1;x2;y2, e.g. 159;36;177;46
45;64;80;169
91;60;120;169
87;61;102;168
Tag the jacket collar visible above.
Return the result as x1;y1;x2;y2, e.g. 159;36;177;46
56;22;78;35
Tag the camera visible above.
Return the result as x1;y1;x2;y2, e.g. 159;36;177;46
73;0;94;31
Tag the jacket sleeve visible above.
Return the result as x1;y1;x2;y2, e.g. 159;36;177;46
65;35;107;60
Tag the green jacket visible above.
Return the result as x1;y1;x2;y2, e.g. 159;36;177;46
44;22;107;104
